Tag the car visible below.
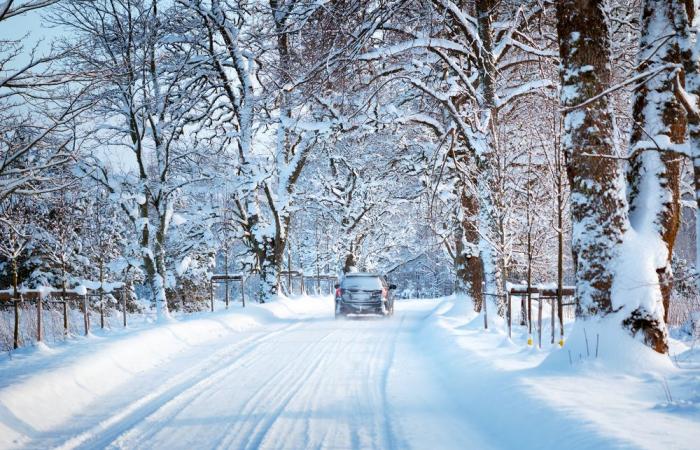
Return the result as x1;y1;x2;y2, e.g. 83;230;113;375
334;273;396;318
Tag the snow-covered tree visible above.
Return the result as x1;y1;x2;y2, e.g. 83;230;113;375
55;0;214;318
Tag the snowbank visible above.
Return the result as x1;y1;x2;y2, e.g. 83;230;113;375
541;317;675;372
421;297;700;449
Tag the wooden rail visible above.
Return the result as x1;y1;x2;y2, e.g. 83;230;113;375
1;286;126;350
209;274;246;310
505;285;576;347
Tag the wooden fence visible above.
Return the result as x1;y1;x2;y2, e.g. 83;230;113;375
279;272;337;296
506;285;576;347
209;274;246;310
0;286;127;350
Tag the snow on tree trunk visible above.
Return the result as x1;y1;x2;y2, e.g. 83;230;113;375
626;0;688;346
471;0;503;317
556;0;683;354
259;250;281;301
555;1;628;319
154;221;170;320
679;2;700;294
474;0;503;314
454;183;484;310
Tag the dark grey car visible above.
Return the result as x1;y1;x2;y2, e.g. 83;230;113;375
334;273;396;318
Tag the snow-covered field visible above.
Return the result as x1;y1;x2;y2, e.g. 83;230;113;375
0;295;698;450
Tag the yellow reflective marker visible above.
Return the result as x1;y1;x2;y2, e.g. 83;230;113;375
527;337;533;346
558;339;564;347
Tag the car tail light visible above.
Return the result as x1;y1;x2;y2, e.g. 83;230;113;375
335;287;343;297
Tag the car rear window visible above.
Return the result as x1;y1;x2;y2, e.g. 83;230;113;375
343;276;383;290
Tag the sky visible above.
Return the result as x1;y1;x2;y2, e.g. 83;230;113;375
2;6;140;174
1;7;63;66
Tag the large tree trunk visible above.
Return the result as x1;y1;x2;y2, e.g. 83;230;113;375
474;0;503;310
432;0;502;315
343;246;356;274
259;245;281;300
454;183;484;310
626;0;688;346
679;2;700;294
555;1;628;316
154;214;170;320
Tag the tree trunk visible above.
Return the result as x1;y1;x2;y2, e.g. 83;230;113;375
258;237;282;300
454;183;484;311
625;0;689;353
62;262;68;336
343;250;356;274
153;214;170;320
99;260;105;329
555;1;628;317
475;0;503;311
12;258;19;349
679;2;700;294
557;183;565;343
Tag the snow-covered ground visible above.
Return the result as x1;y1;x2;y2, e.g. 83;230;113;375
0;295;698;449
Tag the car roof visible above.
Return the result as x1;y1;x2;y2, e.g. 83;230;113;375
345;272;382;278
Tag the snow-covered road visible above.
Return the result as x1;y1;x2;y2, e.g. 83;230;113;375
72;318;407;449
53;303;480;450
1;297;698;450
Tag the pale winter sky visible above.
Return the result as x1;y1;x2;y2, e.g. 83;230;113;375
3;8;140;174
1;8;63;65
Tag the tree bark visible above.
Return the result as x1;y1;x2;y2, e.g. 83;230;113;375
343;248;356;274
12;258;19;349
555;1;628;317
679;2;700;295
474;0;503;306
626;0;689;352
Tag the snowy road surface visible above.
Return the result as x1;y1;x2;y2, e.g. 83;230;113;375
0;297;698;449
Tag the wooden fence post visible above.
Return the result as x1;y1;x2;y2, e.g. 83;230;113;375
537;296;543;349
550;297;555;344
507;292;512;339
122;288;127;328
100;297;105;329
62;289;68;337
83;294;89;336
225;278;229;309
13;295;20;349
61;297;68;336
99;264;105;329
241;278;246;308
482;282;488;330
558;288;565;345
209;280;214;312
224;252;229;309
527;290;532;336
37;293;43;342
287;248;292;292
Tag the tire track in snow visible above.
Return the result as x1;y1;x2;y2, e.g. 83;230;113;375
274;321;365;450
109;338;279;448
212;318;385;450
357;319;391;449
54;322;303;450
283;324;350;448
377;315;405;450
242;328;347;450
275;319;363;450
117;324;332;450
55;309;420;450
302;317;402;450
214;325;344;450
